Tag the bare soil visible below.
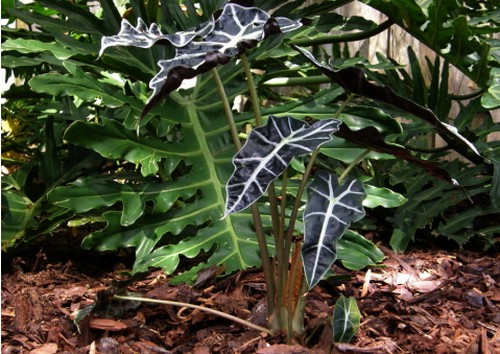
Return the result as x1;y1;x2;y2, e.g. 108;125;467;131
1;240;499;353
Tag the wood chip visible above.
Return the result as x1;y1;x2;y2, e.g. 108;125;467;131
89;318;128;331
29;343;58;354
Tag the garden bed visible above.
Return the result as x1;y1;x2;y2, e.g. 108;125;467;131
2;240;498;353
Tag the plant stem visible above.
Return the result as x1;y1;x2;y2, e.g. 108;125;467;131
338;149;371;184
450;89;484;100
279;169;289;243
284;148;319;253
267;184;281;247
113;295;272;334
240;53;262;126
211;68;241;149
250;204;277;317
262;75;331;87
241;52;287;329
211;66;276;317
334;93;354;119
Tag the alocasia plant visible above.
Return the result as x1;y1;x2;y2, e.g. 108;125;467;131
222;113;365;337
96;2;370;340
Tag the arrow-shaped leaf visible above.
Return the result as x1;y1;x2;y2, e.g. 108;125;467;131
302;171;365;289
100;3;302;117
98;17;215;57
224;116;341;216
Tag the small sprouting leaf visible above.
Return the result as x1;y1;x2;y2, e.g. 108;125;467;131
224;116;341;216
333;295;361;343
302;172;365;289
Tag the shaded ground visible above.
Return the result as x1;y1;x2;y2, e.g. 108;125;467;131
1;242;499;353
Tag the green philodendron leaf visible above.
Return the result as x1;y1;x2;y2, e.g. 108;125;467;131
39;0;106;33
2;38;79;60
388;162;493;251
82;201;268;284
390;228;409;253
133;211;269;282
6;8;102;35
363;185;407;208
337;230;385;270
437;204;500;238
333;295;361;343
302;172;366;289
321;137;395;164
29;61;148;112
260;87;403;136
321;148;394;163
64;118;185;176
482;67;500;109
224;116;341;216
361;0;492;86
81;192;217;260
48;177;198;226
1;190;39;249
1;0;15;17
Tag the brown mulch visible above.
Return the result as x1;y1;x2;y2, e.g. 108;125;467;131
1;245;499;354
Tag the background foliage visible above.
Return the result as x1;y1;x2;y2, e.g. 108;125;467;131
2;0;499;282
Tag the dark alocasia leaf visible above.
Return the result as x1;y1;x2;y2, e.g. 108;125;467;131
99;17;215;56
336;124;456;183
224;116;341;216
302;171;365;289
292;45;483;165
100;3;302;116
